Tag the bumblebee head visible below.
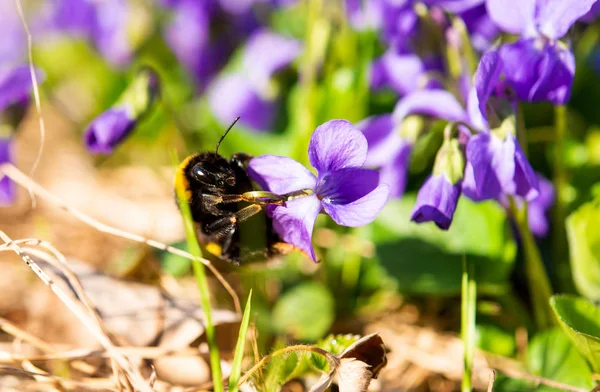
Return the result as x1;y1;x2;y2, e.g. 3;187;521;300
181;152;236;191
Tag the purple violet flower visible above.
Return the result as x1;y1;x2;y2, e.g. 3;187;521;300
463;131;539;201
84;68;159;154
463;49;540;202
410;137;464;229
345;0;383;31
208;30;301;132
411;174;462;229
84;106;136;154
370;50;443;95
248;120;389;260
486;0;598;105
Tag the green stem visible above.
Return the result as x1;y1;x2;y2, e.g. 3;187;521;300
291;0;326;163
508;197;555;329
174;157;222;391
461;255;476;392
553;105;571;291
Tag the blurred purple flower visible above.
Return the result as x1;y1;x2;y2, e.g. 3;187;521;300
457;3;500;51
527;174;554;237
411;173;461;229
0;1;27;66
92;0;132;67
208;74;276;132
84;68;159;154
393;89;467;124
40;0;132;67
380;0;419;52
208;30;301;132
358;114;413;198
0;66;36;113
84;106;136;154
0;65;39;205
345;0;383;31
0;138;14;205
486;0;598;105
164;0;225;90
370;50;443;95
248;120;389;260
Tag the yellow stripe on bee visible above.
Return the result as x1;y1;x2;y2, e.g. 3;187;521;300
174;154;196;200
205;242;222;256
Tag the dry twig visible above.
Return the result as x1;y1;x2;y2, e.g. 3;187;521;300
0;163;241;314
0;232;153;392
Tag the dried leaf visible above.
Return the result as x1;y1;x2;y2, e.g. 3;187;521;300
337;358;373;392
339;333;387;378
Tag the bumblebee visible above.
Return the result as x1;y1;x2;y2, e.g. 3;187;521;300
174;119;305;265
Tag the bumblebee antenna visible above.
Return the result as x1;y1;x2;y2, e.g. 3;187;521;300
216;116;240;154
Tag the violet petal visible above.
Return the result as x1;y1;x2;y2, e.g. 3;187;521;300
392;89;467;124
512;135;540;200
308;119;368;173
411;174;462;230
271;196;322;261
84;106;136;154
500;38;575;105
248;155;317;195
528;173;554;237
466;132;514;200
486;0;535;36
536;0;599;39
472;48;504;127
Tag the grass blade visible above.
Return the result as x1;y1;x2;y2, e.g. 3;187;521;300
173;154;223;391
229;290;253;392
461;255;476;392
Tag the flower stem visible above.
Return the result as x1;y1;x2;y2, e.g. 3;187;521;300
553;105;571;291
508;197;554;329
461;255;476;392
237;345;337;387
291;0;328;163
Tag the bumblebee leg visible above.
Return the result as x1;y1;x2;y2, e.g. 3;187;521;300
240;189;315;205
205;204;262;233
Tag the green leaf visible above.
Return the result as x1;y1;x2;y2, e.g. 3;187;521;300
366;196;516;294
310;334;360;372
228;291;253;392
550;295;600;372
527;328;594;391
264;351;307;389
475;324;515;357
272;282;335;341
566;200;600;300
493;328;594;391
